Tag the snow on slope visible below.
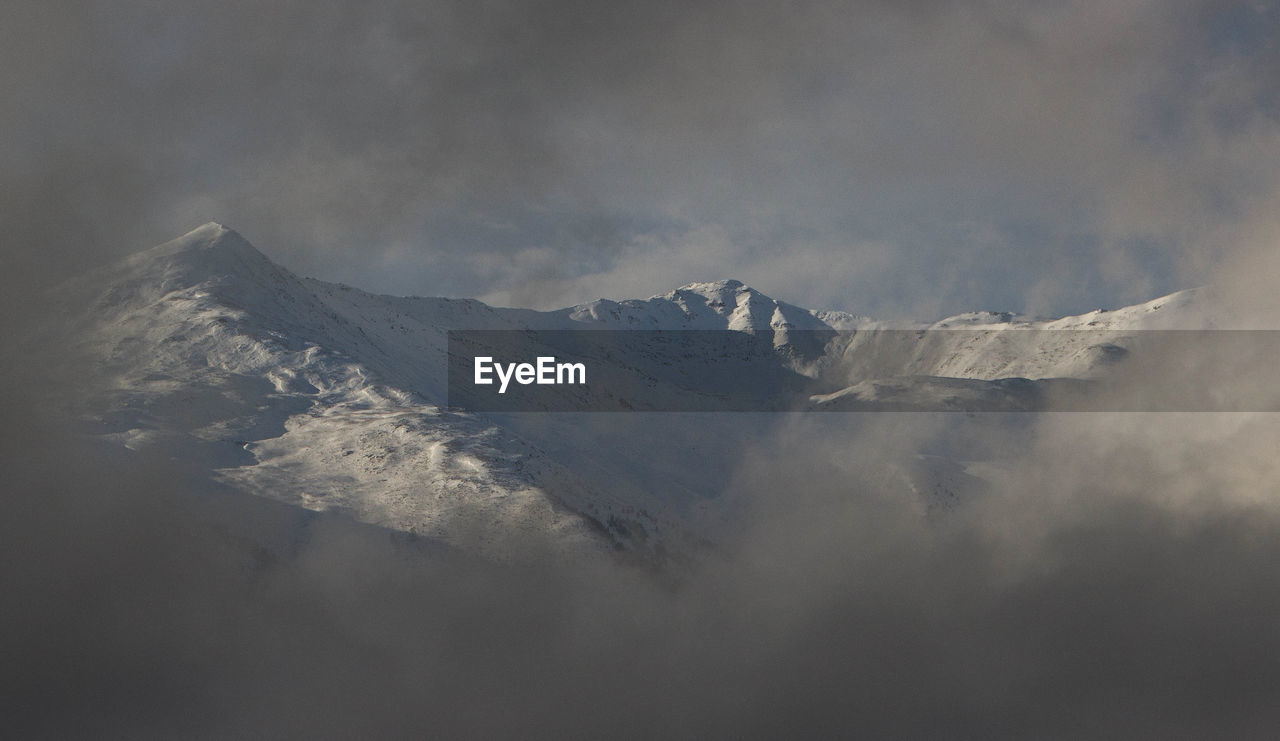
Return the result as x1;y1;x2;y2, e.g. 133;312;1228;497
51;225;670;561
566;279;838;332
806;287;1213;408
48;223;1215;561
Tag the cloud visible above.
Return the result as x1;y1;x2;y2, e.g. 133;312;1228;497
4;1;1278;317
5;6;1280;734
9;386;1280;736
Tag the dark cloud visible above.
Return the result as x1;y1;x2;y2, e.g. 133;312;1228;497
9;393;1280;737
4;1;1277;315
6;4;1280;737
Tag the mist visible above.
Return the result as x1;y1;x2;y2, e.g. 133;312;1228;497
5;1;1278;316
6;1;1280;737
8;344;1280;737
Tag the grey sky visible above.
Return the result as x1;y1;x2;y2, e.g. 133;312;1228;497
3;1;1277;317
6;5;1280;733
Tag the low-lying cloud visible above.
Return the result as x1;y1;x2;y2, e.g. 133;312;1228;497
7;366;1280;737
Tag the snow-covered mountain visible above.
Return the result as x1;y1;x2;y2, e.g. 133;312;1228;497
44;223;1214;561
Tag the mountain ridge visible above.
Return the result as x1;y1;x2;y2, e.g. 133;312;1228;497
44;224;1216;562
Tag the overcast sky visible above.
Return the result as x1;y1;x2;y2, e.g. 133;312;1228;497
3;0;1278;318
6;5;1280;734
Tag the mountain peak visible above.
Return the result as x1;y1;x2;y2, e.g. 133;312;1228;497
192;220;233;235
671;278;750;295
164;221;252;252
136;221;268;266
90;222;294;308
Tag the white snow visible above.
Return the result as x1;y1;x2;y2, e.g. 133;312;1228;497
45;223;1221;562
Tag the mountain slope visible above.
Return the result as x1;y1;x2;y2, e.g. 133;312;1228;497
47;224;1213;560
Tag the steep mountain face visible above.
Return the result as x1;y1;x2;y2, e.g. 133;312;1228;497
46;224;1212;561
51;225;664;561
